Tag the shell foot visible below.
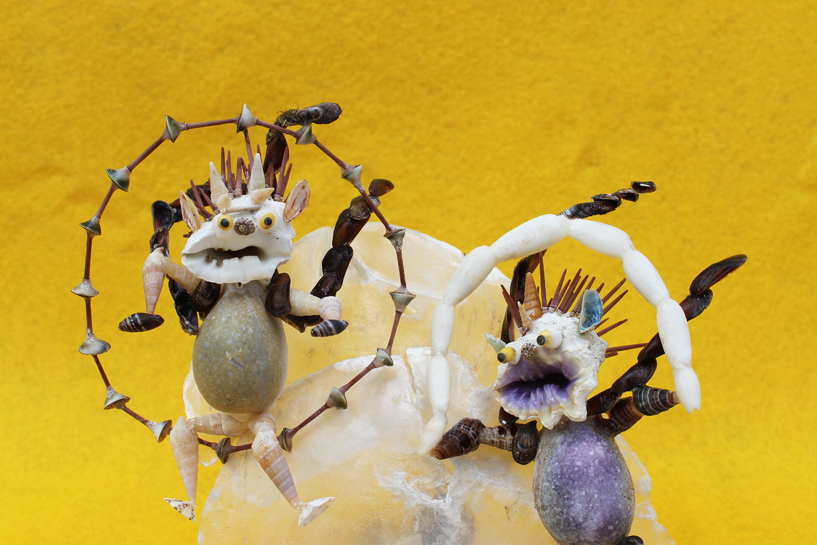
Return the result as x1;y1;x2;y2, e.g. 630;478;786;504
163;498;196;521
297;496;334;527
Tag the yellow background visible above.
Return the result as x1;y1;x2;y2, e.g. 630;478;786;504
1;1;814;543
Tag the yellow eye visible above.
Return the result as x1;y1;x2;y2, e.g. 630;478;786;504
537;330;552;346
498;346;516;363
260;213;275;229
217;215;233;231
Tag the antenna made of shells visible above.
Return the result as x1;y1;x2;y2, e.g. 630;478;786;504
72;103;415;454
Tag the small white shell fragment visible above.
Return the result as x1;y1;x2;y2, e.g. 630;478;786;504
71;278;98;298
142;248;166;314
623;251;670;307
567;218;633;259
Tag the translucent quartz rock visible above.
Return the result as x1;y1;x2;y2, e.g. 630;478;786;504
181;225;674;545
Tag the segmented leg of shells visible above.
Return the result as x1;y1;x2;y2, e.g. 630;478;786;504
189;412;249;437
164;417;198;521
594;387;678;436
143;248;167;314
248;414;334;526
163;257;200;294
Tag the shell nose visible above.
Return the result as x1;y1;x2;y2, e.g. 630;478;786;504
234;218;255;236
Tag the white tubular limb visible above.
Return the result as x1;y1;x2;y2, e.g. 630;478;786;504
566;218;699;412
421;215;568;453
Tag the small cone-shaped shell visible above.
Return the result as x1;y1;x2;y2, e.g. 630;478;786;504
143;248;167;314
250;414;301;509
163;257;200;294
248;152;265;192
283;180;310;222
189;413;249;437
209;162;231;210
179;191;202;232
523;273;543;319
518;302;533;331
318;296;342;320
251;187;275;204
165;417;198;521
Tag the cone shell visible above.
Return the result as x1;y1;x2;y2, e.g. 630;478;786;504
251;415;301;508
169;418;199;505
163;258;199;293
209;162;230;210
189;413;248;437
523;273;543;319
248;152;266;192
143;248;167;314
318;296;342;321
430;418;485;460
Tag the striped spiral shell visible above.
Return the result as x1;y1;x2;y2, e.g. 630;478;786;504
143;248;167;314
250;414;301;508
118;312;164;332
310;319;349;337
632;386;678;416
318;296;342;320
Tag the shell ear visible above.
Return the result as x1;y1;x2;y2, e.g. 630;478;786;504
578;289;603;333
179;191;202;232
248;152;265;192
209;162;231;210
283;180;310;222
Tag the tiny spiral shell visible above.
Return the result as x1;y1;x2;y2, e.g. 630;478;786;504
118;312;164;332
310;319;348;337
318;296;342;320
511;421;539;465
632;386;677;416
430;418;485;460
143;248;167;314
189;413;248;437
163;257;199;294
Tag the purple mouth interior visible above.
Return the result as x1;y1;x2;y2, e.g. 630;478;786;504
496;354;576;411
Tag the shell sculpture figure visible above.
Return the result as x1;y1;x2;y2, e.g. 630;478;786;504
426;185;747;545
75;104;411;529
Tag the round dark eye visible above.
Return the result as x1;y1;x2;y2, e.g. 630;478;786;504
260;213;275;229
218;216;233;230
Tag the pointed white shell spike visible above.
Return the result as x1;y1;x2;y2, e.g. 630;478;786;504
284;180;310;222
251;187;275;204
248;152;265;191
517;302;533;331
208;162;231;210
162;257;200;294
143;248;167;314
523;272;543;319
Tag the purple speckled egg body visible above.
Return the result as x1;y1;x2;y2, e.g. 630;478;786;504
532;419;634;545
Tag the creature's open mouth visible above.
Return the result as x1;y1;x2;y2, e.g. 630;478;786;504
203;246;264;267
496;362;574;410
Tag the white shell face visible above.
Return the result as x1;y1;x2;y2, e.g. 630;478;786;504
181;194;294;284
491;312;607;429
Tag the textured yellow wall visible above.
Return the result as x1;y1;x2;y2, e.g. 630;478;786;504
2;1;815;543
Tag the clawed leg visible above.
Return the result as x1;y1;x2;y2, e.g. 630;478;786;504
587;254;747;417
164;413;249;521
249;414;333;527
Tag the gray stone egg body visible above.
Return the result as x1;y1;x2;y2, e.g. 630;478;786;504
532;419;634;545
192;281;288;413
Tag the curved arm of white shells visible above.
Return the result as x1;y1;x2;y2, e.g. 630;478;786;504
566;218;698;412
